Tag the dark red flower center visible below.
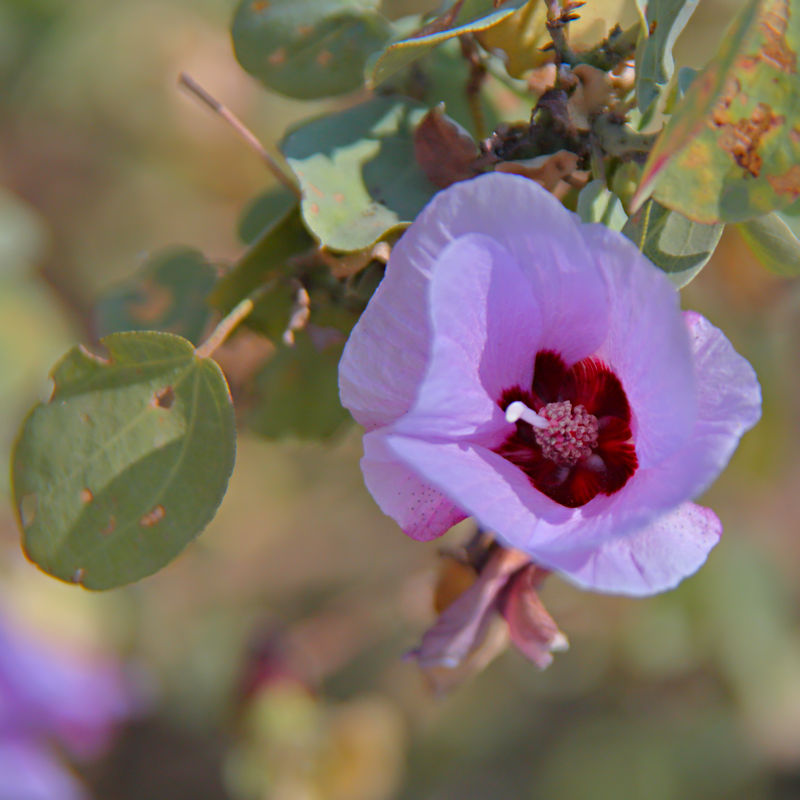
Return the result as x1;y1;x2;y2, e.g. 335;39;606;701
496;350;638;508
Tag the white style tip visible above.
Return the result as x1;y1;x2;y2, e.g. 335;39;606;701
505;400;550;429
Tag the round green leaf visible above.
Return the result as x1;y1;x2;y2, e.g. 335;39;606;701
12;332;236;590
738;211;800;276
231;0;392;100
93;247;217;345
622;198;724;287
281;96;437;252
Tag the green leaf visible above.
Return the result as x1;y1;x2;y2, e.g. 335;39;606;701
281;96;437;252
738;210;800;275
210;208;314;341
93;247;217;345
577;180;628;230
238;186;299;245
231;0;392;100
635;0;699;113
12;332;236;590
368;0;526;88
248;331;349;439
622;198;724;287
634;0;800;223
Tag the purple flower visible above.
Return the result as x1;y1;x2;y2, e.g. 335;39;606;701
0;613;138;800
339;173;761;596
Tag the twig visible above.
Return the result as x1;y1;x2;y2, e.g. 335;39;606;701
592;114;658;158
195;295;256;359
178;72;301;200
460;36;488;140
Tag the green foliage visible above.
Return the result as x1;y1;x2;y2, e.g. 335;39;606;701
577;180;628;230
368;0;526;88
281;96;437;252
231;0;392;100
622;198;724;287
248;331;349;439
12;332;236;590
737;209;800;276
93;247;217;345
635;0;699;113
636;0;800;223
211;208;314;341
238;186;299;245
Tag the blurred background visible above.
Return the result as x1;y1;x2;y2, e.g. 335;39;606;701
2;0;800;798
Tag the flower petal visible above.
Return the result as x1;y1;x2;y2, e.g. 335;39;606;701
499;565;568;668
339;173;609;430
540;503;722;596
393;233;541;441
383;433;654;558
361;432;465;541
603;312;762;515
410;547;529;670
582;224;697;467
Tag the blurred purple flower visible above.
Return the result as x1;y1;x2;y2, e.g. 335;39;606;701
340;173;761;597
0;614;138;800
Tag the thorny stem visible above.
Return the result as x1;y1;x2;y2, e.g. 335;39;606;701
195;292;261;360
178;73;302;200
543;0;640;72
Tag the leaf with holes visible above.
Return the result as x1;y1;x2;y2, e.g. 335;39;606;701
93;247;217;345
623;198;724;287
633;0;800;223
248;331;349;439
738;209;800;275
232;0;392;100
635;0;700;113
368;0;527;88
11;332;236;590
281;96;437;252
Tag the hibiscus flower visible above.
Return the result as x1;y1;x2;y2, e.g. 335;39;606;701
339;173;761;597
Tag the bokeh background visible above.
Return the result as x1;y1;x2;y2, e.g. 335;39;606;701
2;0;800;798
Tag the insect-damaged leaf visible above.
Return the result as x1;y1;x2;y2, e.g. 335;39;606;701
232;0;392;100
634;0;800;223
368;0;527;88
12;332;236;590
281;96;437;252
623;198;724;287
93;247;217;345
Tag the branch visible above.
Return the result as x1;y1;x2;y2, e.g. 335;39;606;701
178;73;301;200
